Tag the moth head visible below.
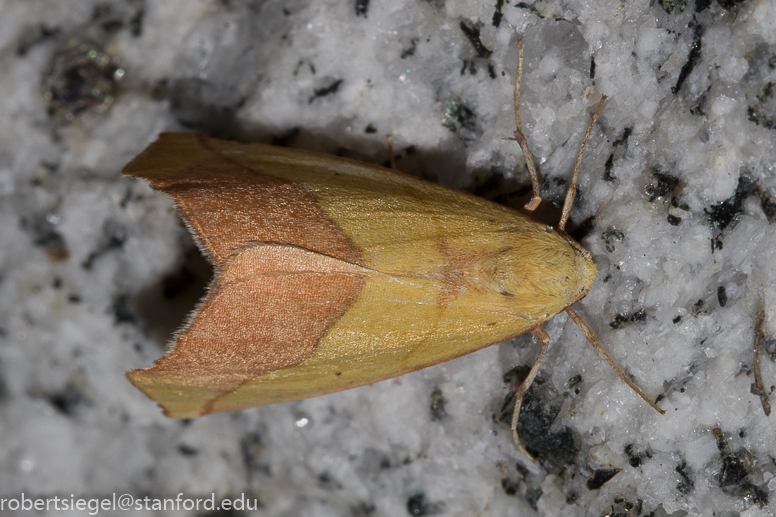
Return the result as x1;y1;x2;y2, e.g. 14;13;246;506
477;232;597;315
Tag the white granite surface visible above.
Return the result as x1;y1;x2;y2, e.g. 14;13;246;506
1;0;776;515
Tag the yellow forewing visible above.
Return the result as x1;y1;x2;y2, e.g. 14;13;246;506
123;133;597;417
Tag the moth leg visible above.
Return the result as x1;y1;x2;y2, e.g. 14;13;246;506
566;308;666;415
558;96;607;231
511;327;551;458
386;134;397;170
507;38;543;213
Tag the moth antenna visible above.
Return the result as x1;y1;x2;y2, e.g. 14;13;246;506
558;96;606;231
511;327;551;459
508;37;542;213
565;308;665;415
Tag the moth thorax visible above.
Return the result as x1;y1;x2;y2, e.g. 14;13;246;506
476;244;595;303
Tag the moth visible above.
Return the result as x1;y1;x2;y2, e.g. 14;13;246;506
123;39;664;449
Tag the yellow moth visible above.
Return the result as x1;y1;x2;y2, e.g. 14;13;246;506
123;39;664;448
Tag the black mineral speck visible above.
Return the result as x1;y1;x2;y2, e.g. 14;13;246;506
717;286;727;307
525;488;542;511
609;308;647;329
317;471;343;491
81;220;127;269
129;8;144;36
606;498;644;516
646;172;680;202
241;431;269;475
400;38;417;59
459;21;492;58
492;0;504;27
500;368;579;469
711;235;724;252
660;0;686;14
41;35;123;122
16;24;61;56
760;195;776;223
601;227;625;253
111;294;136;325
487;63;496;79
747;105;775;130
716;449;768;506
672;19;703;95
747;80;776;130
676;460;694;494
351;502;376;516
441;98;478;140
603;154;615;182
355;0;369;17
719;453;747;487
429;387;447;421
566;374;583;391
586;468;622;490
177;444;198;456
29;214;69;262
501;477;519;495
704;175;756;231
690;91;709;116
625;444;653;468
613;127;633;147
309;78;343;103
406;493;443;516
46;382;89;416
515;2;544;18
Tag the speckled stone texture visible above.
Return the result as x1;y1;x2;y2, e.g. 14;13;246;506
1;0;775;515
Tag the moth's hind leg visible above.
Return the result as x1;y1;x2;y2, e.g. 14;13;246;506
511;327;552;458
386;134;396;170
